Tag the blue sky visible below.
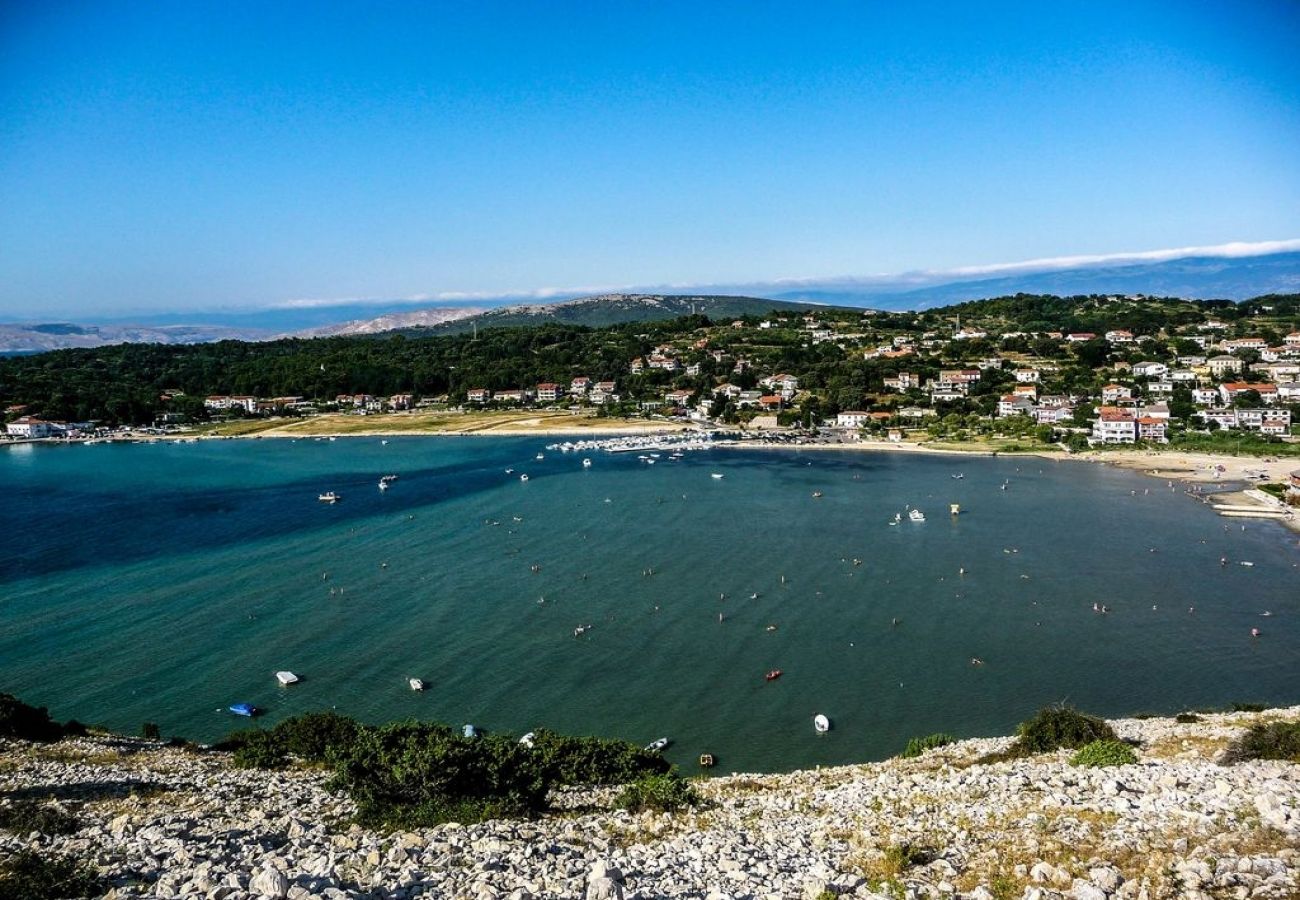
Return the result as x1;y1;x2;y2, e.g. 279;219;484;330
1;1;1298;318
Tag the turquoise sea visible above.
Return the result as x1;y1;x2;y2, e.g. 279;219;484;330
1;437;1297;772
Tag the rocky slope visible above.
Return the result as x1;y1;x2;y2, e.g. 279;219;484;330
1;708;1297;900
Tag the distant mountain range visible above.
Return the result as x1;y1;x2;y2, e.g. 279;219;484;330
390;293;828;336
3;247;1298;354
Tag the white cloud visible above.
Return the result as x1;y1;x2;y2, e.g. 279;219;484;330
274;238;1300;308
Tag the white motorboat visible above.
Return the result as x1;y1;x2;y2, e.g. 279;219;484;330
644;737;670;752
908;508;926;522
378;480;389;490
409;678;425;691
275;671;300;686
463;724;478;738
318;492;340;503
519;731;536;748
536;453;545;460
582;458;592;468
711;473;724;480
519;473;529;482
813;714;830;733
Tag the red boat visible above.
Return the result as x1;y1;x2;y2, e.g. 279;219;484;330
765;669;783;682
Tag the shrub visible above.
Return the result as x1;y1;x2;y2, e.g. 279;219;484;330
1069;740;1138;768
0;849;102;900
900;733;956;759
1231;702;1266;713
270;711;362;763
1223;720;1300;765
328;722;551;828
613;773;699;814
0;694;63;743
62;720;88;737
1175;713;1200;724
0;801;80;836
231;731;288;770
1013;706;1116;755
528;729;671;786
141;722;161;741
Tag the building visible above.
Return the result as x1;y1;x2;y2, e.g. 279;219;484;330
1101;384;1132;403
883;372;920;392
1092;407;1136;444
939;369;981;384
466;388;492;403
536;383;562;402
1220;337;1267;353
1105;330;1135;343
5;417;60;438
1132;362;1168;378
1014;369;1040;383
570;377;592;395
1219;382;1278;405
1208;355;1244;377
1136;417;1168;443
997;395;1033;417
1066;333;1097;342
836;411;871;428
389;394;414;411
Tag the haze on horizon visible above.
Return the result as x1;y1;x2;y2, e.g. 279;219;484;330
1;1;1298;319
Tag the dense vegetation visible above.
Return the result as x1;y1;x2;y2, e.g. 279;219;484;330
1069;740;1138;768
1223;720;1300;764
1012;706;1118;755
0;693;67;743
218;712;679;827
899;733;957;758
0;849;103;900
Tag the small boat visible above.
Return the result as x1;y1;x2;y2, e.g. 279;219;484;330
462;724;478;738
952;473;964;480
229;702;258;717
378;480;389;490
765;669;783;682
505;468;514;474
318;492;340;503
519;731;536;748
889;512;901;525
536;453;545;460
909;508;926;522
812;491;823;498
582;458;592;468
380;474;399;482
644;737;670;752
381;440;389;445
409;678;425;691
698;753;715;768
950;504;961;515
1239;561;1255;567
519;474;529;482
1251;628;1261;637
275;671;299;686
711;473;724;480
813;714;831;733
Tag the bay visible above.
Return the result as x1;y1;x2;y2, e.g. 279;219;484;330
1;436;1296;773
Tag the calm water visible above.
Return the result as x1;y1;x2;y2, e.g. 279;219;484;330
1;437;1297;772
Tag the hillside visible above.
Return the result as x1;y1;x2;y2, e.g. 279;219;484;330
2;707;1296;899
393;293;840;336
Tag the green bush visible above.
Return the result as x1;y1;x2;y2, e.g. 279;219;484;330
231;731;288;770
1223;720;1300;765
1069;740;1138;768
0;801;80;836
1175;713;1200;724
900;733;956;759
270;711;363;763
1231;702;1266;713
141;722;161;741
0;849;102;900
1013;706;1116;755
0;694;63;743
528;729;670;786
613;773;700;813
328;721;551;828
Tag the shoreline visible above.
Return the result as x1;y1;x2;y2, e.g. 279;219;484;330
5;705;1297;898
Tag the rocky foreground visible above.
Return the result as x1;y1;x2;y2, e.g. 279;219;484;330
2;709;1298;900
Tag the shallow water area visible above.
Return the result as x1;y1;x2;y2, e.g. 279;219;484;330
1;436;1297;772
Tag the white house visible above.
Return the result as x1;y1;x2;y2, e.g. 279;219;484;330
1014;369;1041;383
837;411;871;428
1105;330;1135;343
536;383;562;402
466;388;492;403
1101;384;1132;402
5;417;60;438
1132;362;1168;378
1092;407;1136;444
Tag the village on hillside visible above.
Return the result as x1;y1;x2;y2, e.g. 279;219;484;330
5;295;1300;464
